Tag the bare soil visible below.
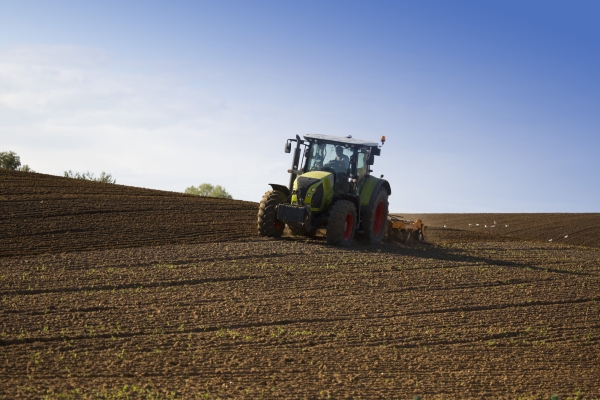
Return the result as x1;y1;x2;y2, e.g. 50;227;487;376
1;170;599;399
401;213;600;249
0;170;257;258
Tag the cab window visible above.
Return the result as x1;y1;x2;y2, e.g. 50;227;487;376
356;150;368;181
305;143;354;175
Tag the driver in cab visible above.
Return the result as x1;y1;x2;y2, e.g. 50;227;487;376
333;146;349;173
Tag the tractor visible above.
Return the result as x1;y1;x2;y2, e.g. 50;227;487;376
257;134;392;246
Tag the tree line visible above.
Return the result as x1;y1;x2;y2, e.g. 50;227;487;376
2;150;233;198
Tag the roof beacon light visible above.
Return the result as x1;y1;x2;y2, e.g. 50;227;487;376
381;136;386;145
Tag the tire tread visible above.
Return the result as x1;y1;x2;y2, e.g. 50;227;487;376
326;200;356;246
257;190;284;237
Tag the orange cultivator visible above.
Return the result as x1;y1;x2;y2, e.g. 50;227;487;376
386;215;426;243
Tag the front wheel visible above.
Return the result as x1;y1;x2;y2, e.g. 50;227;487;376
361;188;388;244
257;190;285;237
326;200;356;247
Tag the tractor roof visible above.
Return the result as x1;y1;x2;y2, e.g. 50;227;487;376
303;134;379;148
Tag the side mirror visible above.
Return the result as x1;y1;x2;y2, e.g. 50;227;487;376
284;141;291;153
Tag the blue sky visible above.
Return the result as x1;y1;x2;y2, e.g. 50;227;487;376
1;1;598;212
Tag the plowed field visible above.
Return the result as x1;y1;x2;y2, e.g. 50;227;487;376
1;170;599;399
0;170;257;258
401;213;600;249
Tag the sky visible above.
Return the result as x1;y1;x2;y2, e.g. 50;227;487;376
1;0;599;212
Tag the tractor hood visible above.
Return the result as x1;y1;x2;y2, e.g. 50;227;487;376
291;171;335;212
298;170;331;181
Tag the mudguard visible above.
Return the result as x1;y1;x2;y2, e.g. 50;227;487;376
359;176;391;215
269;184;290;198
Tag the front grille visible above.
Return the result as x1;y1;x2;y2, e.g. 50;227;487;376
277;204;306;223
296;176;319;203
311;183;324;209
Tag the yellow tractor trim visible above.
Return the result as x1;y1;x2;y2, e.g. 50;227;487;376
386;215;426;243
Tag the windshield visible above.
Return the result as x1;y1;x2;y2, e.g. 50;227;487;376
305;142;355;175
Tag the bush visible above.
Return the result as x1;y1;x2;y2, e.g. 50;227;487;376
0;151;21;170
185;183;232;199
64;170;116;184
17;165;34;172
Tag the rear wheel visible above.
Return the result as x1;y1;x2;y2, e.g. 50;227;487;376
257;190;285;237
361;188;389;244
326;200;356;247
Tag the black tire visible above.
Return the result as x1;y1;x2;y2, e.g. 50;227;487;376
326;200;356;247
257;190;285;237
361;188;389;244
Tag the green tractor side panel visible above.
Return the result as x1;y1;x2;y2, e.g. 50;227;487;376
359;176;381;206
291;170;335;212
359;175;391;214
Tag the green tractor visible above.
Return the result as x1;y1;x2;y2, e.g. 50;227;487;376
257;134;391;246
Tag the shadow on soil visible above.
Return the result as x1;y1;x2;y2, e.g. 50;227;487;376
4;295;597;348
281;234;596;277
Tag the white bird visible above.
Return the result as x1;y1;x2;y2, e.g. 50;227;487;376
564;235;569;239
494;221;497;225
491;225;496;228
485;225;488;228
476;224;479;227
443;225;447;228
505;224;509;228
549;239;553;242
469;223;472;226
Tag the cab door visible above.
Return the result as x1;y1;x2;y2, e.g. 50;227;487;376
355;149;369;196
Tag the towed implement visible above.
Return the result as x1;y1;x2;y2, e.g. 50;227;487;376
386;215;426;243
257;134;425;246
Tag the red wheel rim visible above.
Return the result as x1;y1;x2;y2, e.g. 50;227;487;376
373;201;385;236
343;212;354;241
274;220;284;231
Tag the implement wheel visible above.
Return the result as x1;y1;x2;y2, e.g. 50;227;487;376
326;200;356;247
361;188;388;244
257;190;285;237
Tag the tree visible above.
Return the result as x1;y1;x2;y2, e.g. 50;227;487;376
0;151;21;170
0;151;34;172
210;185;233;199
64;170;116;184
185;183;233;199
185;183;215;197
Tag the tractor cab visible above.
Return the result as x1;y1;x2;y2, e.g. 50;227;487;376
301;134;381;196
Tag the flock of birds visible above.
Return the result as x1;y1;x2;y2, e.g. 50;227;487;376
440;221;570;243
442;221;507;229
